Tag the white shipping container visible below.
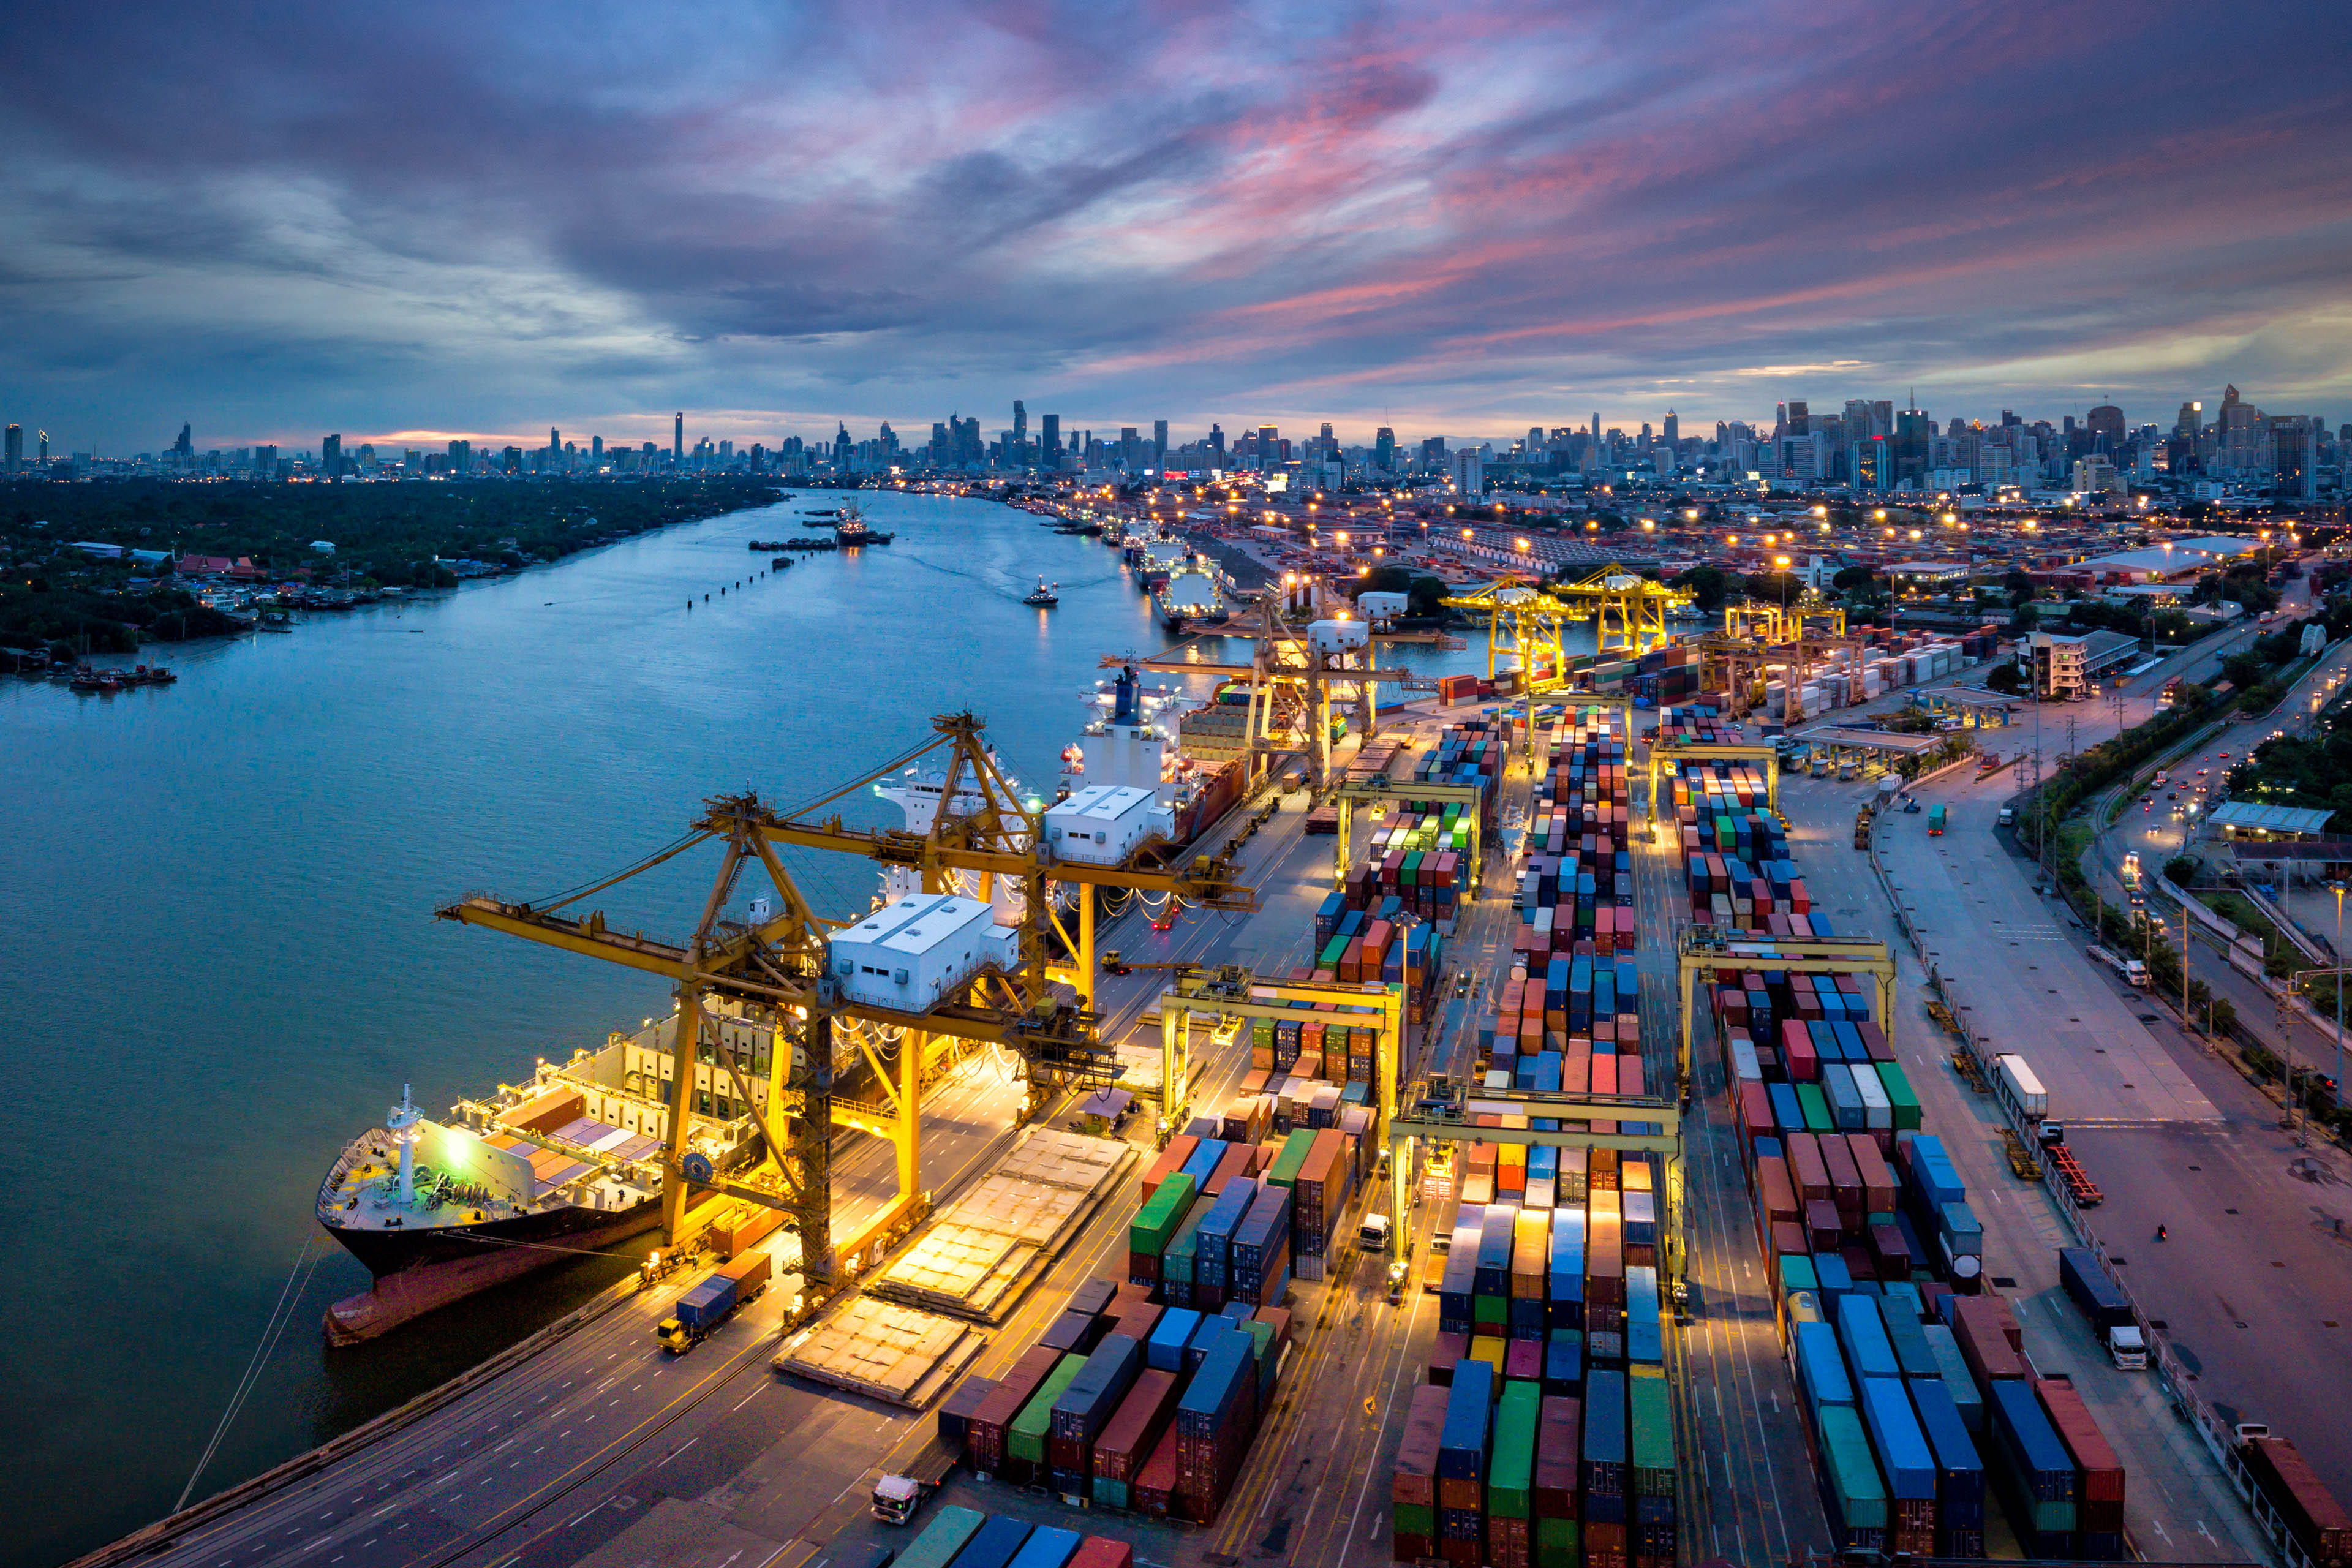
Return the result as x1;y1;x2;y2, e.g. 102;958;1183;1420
1994;1053;2049;1120
1852;1061;1893;1129
1730;1035;1763;1081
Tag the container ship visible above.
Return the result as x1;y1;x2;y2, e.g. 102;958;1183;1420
1152;556;1228;631
1056;665;1246;851
315;1013;777;1342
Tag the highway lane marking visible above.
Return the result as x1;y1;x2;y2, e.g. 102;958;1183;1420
658;1437;699;1466
369;1504;397;1518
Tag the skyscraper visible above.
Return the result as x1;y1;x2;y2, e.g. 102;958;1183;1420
446;439;469;472
592;435;603;462
1662;411;1679;450
1375;427;1396;472
1209;424;1225;460
1013;400;1027;443
173;424;194;462
254;443;279;476
1041;414;1060;459
2;424;18;469
1257;424;1278;473
674;412;684;463
549;427;560;453
322;433;343;480
1153;420;1169;466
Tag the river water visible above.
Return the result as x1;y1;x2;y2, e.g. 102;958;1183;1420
0;492;1581;1566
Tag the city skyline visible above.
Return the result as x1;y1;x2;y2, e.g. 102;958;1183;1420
2;2;2348;449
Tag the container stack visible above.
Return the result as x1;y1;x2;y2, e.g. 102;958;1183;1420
1709;899;2165;1562
944;1261;1289;1524
1398;1283;1673;1568
891;1507;1133;1568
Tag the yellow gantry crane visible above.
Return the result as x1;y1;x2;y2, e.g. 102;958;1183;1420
1105;597;1415;790
1550;567;1690;657
1702;597;1859;721
1444;568;1691;692
439;713;1256;1286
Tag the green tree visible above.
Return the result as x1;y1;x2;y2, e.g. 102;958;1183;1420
1673;565;1728;610
1985;662;2025;695
1833;565;1877;591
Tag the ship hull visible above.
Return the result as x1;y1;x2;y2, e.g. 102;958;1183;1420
320;1197;661;1344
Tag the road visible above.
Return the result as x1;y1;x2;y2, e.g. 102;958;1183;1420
1782;742;2331;1550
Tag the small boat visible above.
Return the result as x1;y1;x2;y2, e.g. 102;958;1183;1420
1023;577;1061;608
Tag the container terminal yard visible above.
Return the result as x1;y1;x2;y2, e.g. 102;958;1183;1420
75;527;2352;1568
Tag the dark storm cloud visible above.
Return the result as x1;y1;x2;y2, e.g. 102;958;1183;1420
0;0;2347;447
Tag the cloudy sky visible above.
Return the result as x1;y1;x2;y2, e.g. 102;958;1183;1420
3;0;2348;454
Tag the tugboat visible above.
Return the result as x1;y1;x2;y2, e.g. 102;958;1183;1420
832;502;895;547
1023;577;1061;608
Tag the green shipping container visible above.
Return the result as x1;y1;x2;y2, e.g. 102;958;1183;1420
1816;1405;1890;1530
1162;1196;1216;1284
895;1506;987;1568
894;1505;986;1568
1629;1365;1675;1496
1474;1292;1509;1327
1875;1061;1923;1131
1009;1354;1086;1464
1486;1382;1542;1520
1131;1172;1195;1256
1267;1129;1315;1188
1779;1254;1819;1296
1535;1515;1580;1567
1318;937;1348;970
1394;1502;1436;1537
1403;851;1423;888
1795;1082;1833;1134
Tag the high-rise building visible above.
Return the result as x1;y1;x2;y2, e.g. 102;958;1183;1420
930;422;949;460
445;439;469;472
2;424;18;469
1257;424;1278;473
1013;400;1027;443
549;427;561;453
1153;420;1169;466
322;434;343;480
2272;415;2318;500
1662;410;1679;450
253;443;279;477
591;435;603;462
37;431;47;464
2175;401;2202;439
1374;427;1396;472
1041;414;1060;459
1209;424;1225;460
1892;405;1932;488
673;412;684;462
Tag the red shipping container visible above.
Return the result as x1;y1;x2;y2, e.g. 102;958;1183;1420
1069;1540;1133;1568
1134;1423;1181;1517
2037;1378;2126;1504
1784;1132;1831;1204
1754;1156;1800;1224
1092;1369;1181;1485
1781;1019;1819;1081
968;1344;1062;1472
1392;1382;1449;1507
1140;1136;1198;1202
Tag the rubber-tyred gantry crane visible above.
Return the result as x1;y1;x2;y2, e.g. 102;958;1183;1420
440;712;1255;1287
